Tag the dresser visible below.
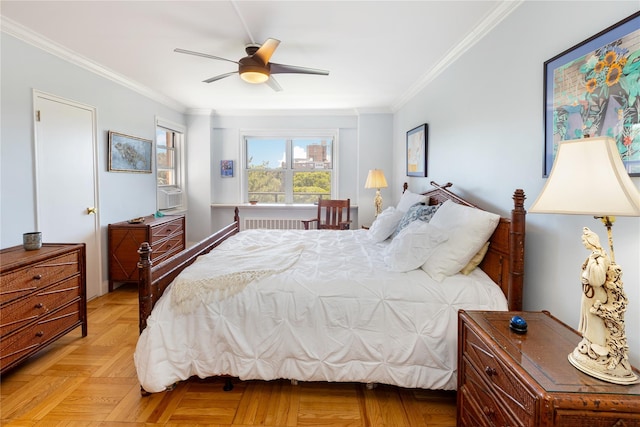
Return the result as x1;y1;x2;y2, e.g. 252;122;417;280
108;215;185;291
0;243;87;374
457;310;640;427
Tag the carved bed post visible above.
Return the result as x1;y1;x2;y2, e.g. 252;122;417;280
234;207;240;231
509;189;526;311
138;242;153;333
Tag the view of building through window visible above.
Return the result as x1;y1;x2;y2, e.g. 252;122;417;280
246;136;334;204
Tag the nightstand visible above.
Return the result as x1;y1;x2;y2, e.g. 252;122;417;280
457;310;640;427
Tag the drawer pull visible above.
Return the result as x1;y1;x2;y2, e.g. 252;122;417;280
35;331;44;337
483;406;496;419
33;274;42;280
35;302;44;309
484;366;497;377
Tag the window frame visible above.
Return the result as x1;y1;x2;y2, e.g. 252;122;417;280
240;129;338;204
156;117;186;211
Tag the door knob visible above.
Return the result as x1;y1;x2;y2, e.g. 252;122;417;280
86;207;97;215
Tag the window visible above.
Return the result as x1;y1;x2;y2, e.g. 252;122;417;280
156;119;185;210
244;133;335;204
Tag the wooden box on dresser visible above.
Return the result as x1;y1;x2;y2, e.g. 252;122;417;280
108;214;185;291
0;243;87;374
457;310;640;427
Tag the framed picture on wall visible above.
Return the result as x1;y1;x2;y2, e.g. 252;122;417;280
108;131;152;173
543;11;640;177
221;160;234;177
406;123;428;177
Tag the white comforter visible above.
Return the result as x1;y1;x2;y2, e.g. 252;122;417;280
134;229;508;392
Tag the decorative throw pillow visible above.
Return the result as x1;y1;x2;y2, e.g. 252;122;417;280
421;200;500;281
391;202;441;239
368;207;404;242
396;190;428;212
384;220;448;272
460;241;490;275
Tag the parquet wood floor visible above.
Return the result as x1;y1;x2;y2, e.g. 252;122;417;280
1;284;457;426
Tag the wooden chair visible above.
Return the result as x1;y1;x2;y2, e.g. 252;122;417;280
302;199;351;230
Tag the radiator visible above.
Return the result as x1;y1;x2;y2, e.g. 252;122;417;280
244;218;305;230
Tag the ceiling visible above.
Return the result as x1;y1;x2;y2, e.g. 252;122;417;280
1;1;521;113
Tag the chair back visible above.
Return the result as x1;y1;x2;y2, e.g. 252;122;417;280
316;198;351;230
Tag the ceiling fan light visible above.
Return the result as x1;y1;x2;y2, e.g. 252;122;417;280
240;71;269;84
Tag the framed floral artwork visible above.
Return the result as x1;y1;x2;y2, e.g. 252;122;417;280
406;123;428;177
543;11;640;177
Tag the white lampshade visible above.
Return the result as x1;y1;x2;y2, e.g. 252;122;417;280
530;137;640;216
365;169;388;189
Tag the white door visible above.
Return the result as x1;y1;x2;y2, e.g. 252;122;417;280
34;91;102;299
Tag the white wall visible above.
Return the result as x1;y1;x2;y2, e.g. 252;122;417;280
197;112;393;231
0;34;186;292
393;2;640;366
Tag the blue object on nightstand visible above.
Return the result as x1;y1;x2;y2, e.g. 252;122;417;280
509;315;528;334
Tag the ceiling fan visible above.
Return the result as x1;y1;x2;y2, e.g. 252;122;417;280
175;38;329;91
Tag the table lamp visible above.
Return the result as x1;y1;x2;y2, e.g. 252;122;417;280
530;136;640;384
365;169;388;216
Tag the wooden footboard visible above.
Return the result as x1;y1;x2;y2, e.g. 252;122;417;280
414;182;526;311
137;208;240;332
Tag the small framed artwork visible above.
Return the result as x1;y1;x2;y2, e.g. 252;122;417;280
406;123;428;177
543;11;640;177
108;131;152;173
221;160;234;177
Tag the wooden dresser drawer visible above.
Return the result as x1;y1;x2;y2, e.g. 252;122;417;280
0;251;80;305
150;218;183;241
108;215;185;290
1;275;82;337
151;235;184;263
0;243;87;374
0;298;83;371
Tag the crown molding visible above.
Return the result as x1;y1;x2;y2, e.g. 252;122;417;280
391;0;524;112
1;16;187;113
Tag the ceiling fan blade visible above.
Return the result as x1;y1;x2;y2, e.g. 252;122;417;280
253;38;280;64
270;62;329;76
265;76;283;92
203;71;238;83
174;48;239;65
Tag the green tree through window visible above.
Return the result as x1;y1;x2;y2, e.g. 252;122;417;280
246;136;334;204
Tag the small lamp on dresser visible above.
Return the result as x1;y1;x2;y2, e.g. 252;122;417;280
530;136;640;385
365;169;388;216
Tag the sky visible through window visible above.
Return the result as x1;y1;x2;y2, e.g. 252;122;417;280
247;138;332;169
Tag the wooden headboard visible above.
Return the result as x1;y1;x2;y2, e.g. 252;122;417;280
405;181;526;311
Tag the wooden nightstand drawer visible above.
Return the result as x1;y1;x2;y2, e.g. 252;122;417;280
459;357;518;426
457;310;640;427
462;322;536;425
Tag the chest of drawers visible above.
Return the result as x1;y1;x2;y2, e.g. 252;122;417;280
108;215;185;291
0;243;87;374
457;310;640;427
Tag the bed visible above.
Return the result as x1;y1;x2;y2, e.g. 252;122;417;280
134;182;526;394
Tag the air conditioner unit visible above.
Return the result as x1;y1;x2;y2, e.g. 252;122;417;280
158;187;183;210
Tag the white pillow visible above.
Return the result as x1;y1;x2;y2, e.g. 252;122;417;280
384;220;448;272
421;200;500;281
396;190;428;212
368;207;404;242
